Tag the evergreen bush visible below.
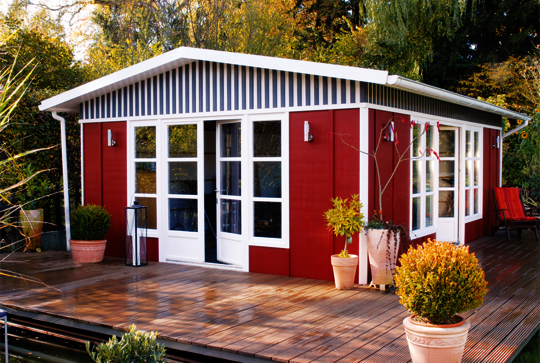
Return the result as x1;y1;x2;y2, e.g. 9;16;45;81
86;325;168;363
71;204;112;241
394;239;488;324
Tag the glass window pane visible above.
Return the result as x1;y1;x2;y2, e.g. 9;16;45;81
426;126;434;150
426;195;433;227
474;189;479;214
466;160;472;187
254;162;281;198
412;197;420;230
254;202;281;238
221;123;241;157
169;124;197;158
169;198;197;231
169;162;197;195
439;130;455;157
136;162;156;193
135;126;156;158
413;124;421;157
439;161;454;187
474;160;479;186
439;191;454;217
221;199;241;234
137;197;157;229
474;132;480;157
254;121;281;157
426;160;433;192
221;161;241;196
466;130;472;157
465;189;470;216
413;160;421;194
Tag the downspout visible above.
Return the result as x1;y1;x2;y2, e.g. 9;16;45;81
500;119;530;186
52;112;71;251
502;120;529;139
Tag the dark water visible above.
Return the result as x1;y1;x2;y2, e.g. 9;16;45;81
1;325;93;363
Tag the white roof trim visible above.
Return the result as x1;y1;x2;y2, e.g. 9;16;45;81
386;76;530;121
39;47;387;112
39;47;530;121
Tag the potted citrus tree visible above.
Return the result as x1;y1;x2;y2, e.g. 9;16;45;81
70;204;112;263
324;194;364;290
395;239;488;363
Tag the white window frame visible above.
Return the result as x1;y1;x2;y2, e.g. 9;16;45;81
410;117;439;238
463;127;483;222
128;120;160;238
246;112;290;249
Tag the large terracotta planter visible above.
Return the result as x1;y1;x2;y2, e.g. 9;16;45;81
365;229;400;286
331;254;358;290
20;209;44;251
403;315;470;363
70;240;107;263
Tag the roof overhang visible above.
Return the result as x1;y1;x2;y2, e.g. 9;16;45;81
386;76;530;121
39;47;530;122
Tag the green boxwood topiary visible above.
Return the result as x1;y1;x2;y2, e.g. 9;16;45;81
86;325;168;363
71;204;112;241
394;239;488;325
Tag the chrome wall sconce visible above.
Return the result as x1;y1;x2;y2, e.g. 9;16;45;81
384;121;395;142
493;135;500;149
108;129;116;146
304;121;313;142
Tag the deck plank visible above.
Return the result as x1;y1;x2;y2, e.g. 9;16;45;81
1;230;538;363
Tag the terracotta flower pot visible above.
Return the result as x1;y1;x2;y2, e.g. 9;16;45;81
70;240;107;263
403;315;470;363
365;229;400;286
20;209;44;251
331;254;358;290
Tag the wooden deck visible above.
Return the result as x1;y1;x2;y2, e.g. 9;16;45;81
1;230;538;362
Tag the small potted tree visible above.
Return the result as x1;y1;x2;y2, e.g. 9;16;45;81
324;194;364;290
395;239;488;363
70;204;112;263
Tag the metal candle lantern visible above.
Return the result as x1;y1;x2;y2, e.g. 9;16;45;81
125;200;148;267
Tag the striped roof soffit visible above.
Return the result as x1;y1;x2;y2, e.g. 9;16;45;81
39;47;530;121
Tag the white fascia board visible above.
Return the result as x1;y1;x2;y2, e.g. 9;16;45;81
386;75;531;121
39;47;388;112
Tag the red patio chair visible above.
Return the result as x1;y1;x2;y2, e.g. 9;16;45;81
492;187;539;241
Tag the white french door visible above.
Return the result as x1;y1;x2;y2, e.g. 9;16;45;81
216;121;243;265
162;121;205;263
437;127;460;242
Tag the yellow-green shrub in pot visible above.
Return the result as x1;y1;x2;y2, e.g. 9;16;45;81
324;194;364;290
395;239;488;363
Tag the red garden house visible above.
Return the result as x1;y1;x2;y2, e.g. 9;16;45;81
39;48;530;284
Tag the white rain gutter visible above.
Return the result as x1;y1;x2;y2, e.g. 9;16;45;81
51;112;71;251
502;120;530;139
386;75;531;121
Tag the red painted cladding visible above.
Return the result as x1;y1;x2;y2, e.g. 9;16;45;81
249;246;290;276
83;123;102;205
289;110;335;281
332;109;360;258
368;110;411;227
482;128;501;237
101;122;128;258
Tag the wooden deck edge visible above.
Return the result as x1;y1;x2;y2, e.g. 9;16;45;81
5;308;269;363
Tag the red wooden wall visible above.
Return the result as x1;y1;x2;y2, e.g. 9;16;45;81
82;122;159;260
465;128;501;243
249;109;360;280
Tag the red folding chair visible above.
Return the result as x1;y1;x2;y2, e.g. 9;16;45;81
492;187;539;241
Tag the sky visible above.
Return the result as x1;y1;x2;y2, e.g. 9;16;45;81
1;0;97;60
